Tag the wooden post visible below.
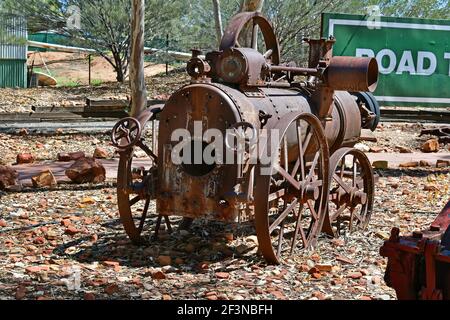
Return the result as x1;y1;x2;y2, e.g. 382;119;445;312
166;34;169;76
88;54;92;86
130;0;148;117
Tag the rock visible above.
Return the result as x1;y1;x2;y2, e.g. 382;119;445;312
396;146;412;153
369;146;384;153
25;266;48;274
65;157;106;184
104;284;120;295
331;239;345;247
57;152;86;162
311;272;322;280
162;294;172;301
348;272;363;280
16;153;34;164
436;160;450;168
93;147;109;159
316;264;333;272
354;143;370;152
424;185;439;192
0;165;18;190
174;258;184;265
312;291;326;300
399;161;419;168
271;291;286;300
373;161;388;170
215;272;230;279
45;231;58;240
102;261;120;268
421;139;439;153
419;160;432;167
31;170;57;188
84;292;96;300
61;219;72;227
184;244;195;253
0;220;7;228
18;128;28;136
336;255;356;265
65;226;81;236
157;256;172;267
15;285;27;300
152;271;167;280
245;235;259;245
33;237;46;245
375;231;390;240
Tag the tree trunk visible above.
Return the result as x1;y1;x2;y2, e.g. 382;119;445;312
130;0;148;117
212;0;224;45
239;0;264;48
240;0;264;12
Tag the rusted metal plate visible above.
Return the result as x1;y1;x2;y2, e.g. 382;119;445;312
381;201;450;300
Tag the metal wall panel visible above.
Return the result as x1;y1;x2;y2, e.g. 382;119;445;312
0;14;27;60
0;59;27;88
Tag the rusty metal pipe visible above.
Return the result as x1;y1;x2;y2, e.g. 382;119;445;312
326;57;379;93
269;65;319;76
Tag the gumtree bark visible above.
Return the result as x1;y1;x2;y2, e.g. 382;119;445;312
240;0;264;12
212;0;224;45
130;0;148;117
239;0;264;48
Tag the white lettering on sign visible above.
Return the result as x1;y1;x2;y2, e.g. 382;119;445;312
396;51;416;75
445;53;450;76
376;49;397;74
356;48;444;76
356;48;375;58
417;51;437;76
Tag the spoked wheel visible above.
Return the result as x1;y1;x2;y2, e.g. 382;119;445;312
116;113;160;244
322;148;375;238
255;112;330;264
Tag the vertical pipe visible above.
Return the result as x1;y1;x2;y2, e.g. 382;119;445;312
88;54;92;86
130;0;148;117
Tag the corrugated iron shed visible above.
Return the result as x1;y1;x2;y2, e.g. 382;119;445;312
0;14;27;88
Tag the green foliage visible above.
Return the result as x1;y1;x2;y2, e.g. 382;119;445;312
1;0;448;80
91;79;103;86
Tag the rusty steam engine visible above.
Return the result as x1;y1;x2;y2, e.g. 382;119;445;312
112;12;380;264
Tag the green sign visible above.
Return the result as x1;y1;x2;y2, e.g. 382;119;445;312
322;13;450;107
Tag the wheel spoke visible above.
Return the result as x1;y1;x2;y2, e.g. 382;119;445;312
330;205;347;221
275;165;300;190
333;174;353;194
306;200;319;221
129;195;141;206
138;199;150;233
268;188;286;202
306;152;320;182
269;199;298;234
277;220;284;257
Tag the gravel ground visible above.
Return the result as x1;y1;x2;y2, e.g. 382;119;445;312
0;71;189;114
0;124;449;301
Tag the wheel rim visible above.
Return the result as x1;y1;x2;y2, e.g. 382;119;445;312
255;113;330;264
117;119;158;244
324;148;375;237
